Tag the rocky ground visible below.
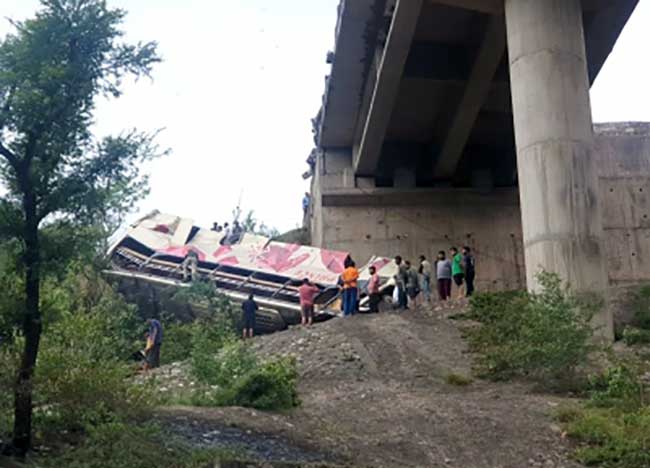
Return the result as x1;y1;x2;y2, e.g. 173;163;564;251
154;303;587;468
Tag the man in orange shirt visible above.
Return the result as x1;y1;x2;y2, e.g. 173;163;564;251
340;260;360;316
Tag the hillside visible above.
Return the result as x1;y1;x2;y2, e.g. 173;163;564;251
157;305;582;468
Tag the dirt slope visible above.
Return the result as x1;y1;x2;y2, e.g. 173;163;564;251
162;307;582;468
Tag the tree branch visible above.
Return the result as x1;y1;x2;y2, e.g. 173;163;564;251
0;141;19;169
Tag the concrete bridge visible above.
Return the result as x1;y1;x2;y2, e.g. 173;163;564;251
308;0;649;335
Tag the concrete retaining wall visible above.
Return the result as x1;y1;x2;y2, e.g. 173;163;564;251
595;123;650;285
310;149;526;291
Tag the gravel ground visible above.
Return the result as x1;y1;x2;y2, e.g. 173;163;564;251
155;304;586;467
160;411;337;465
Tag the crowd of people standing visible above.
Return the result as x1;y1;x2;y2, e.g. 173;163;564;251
335;246;477;316
388;246;476;311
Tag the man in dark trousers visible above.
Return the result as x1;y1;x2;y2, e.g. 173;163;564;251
367;265;381;313
462;246;476;297
450;246;465;300
242;293;258;339
144;318;163;370
394;255;409;310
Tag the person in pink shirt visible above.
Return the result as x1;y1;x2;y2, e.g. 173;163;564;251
367;266;381;313
298;278;320;326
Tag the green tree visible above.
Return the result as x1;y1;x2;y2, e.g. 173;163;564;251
0;0;161;455
240;209;280;238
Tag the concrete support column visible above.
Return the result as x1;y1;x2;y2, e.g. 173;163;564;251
505;0;612;336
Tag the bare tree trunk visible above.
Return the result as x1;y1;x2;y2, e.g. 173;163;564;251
11;190;41;456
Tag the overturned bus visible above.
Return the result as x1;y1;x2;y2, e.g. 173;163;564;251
106;211;396;333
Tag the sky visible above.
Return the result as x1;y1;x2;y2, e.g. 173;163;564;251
1;0;649;232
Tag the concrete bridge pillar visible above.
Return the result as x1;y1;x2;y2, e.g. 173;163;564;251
505;0;612;337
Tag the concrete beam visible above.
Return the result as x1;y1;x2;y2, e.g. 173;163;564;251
584;0;639;83
353;0;423;176
433;14;507;179
321;186;520;208
429;0;503;14
582;0;630;12
318;0;379;148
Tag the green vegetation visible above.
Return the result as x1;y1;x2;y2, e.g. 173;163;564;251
0;0;298;462
30;422;234;468
153;321;301;413
621;326;650;346
465;271;595;383
588;365;646;410
238;209;281;239
0;0;163;453
188;329;300;411
619;285;650;346
558;364;650;468
445;373;473;387
161;282;301;411
0;267;156;455
191;337;257;388
211;354;300;411
159;321;198;365
467;279;650;467
630;284;650;330
1;264;300;465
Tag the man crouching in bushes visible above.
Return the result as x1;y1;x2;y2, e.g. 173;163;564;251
143;318;163;370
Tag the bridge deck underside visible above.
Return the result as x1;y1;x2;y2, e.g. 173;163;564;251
318;0;639;187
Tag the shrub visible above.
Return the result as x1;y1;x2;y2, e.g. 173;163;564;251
621;326;650;346
445;373;473;386
213;356;300;411
588;365;646;410
564;406;650;468
630;285;650;330
467;289;528;323
465;291;531;377
160;321;198;365
558;364;650;468
189;335;300;411
554;404;584;424
148;283;242;367
40;267;142;361
170;282;240;370
35;310;156;432
191;339;257;388
466;271;595;382
0;266;154;443
173;282;239;330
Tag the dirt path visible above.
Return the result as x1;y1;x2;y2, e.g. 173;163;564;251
161;307;582;468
